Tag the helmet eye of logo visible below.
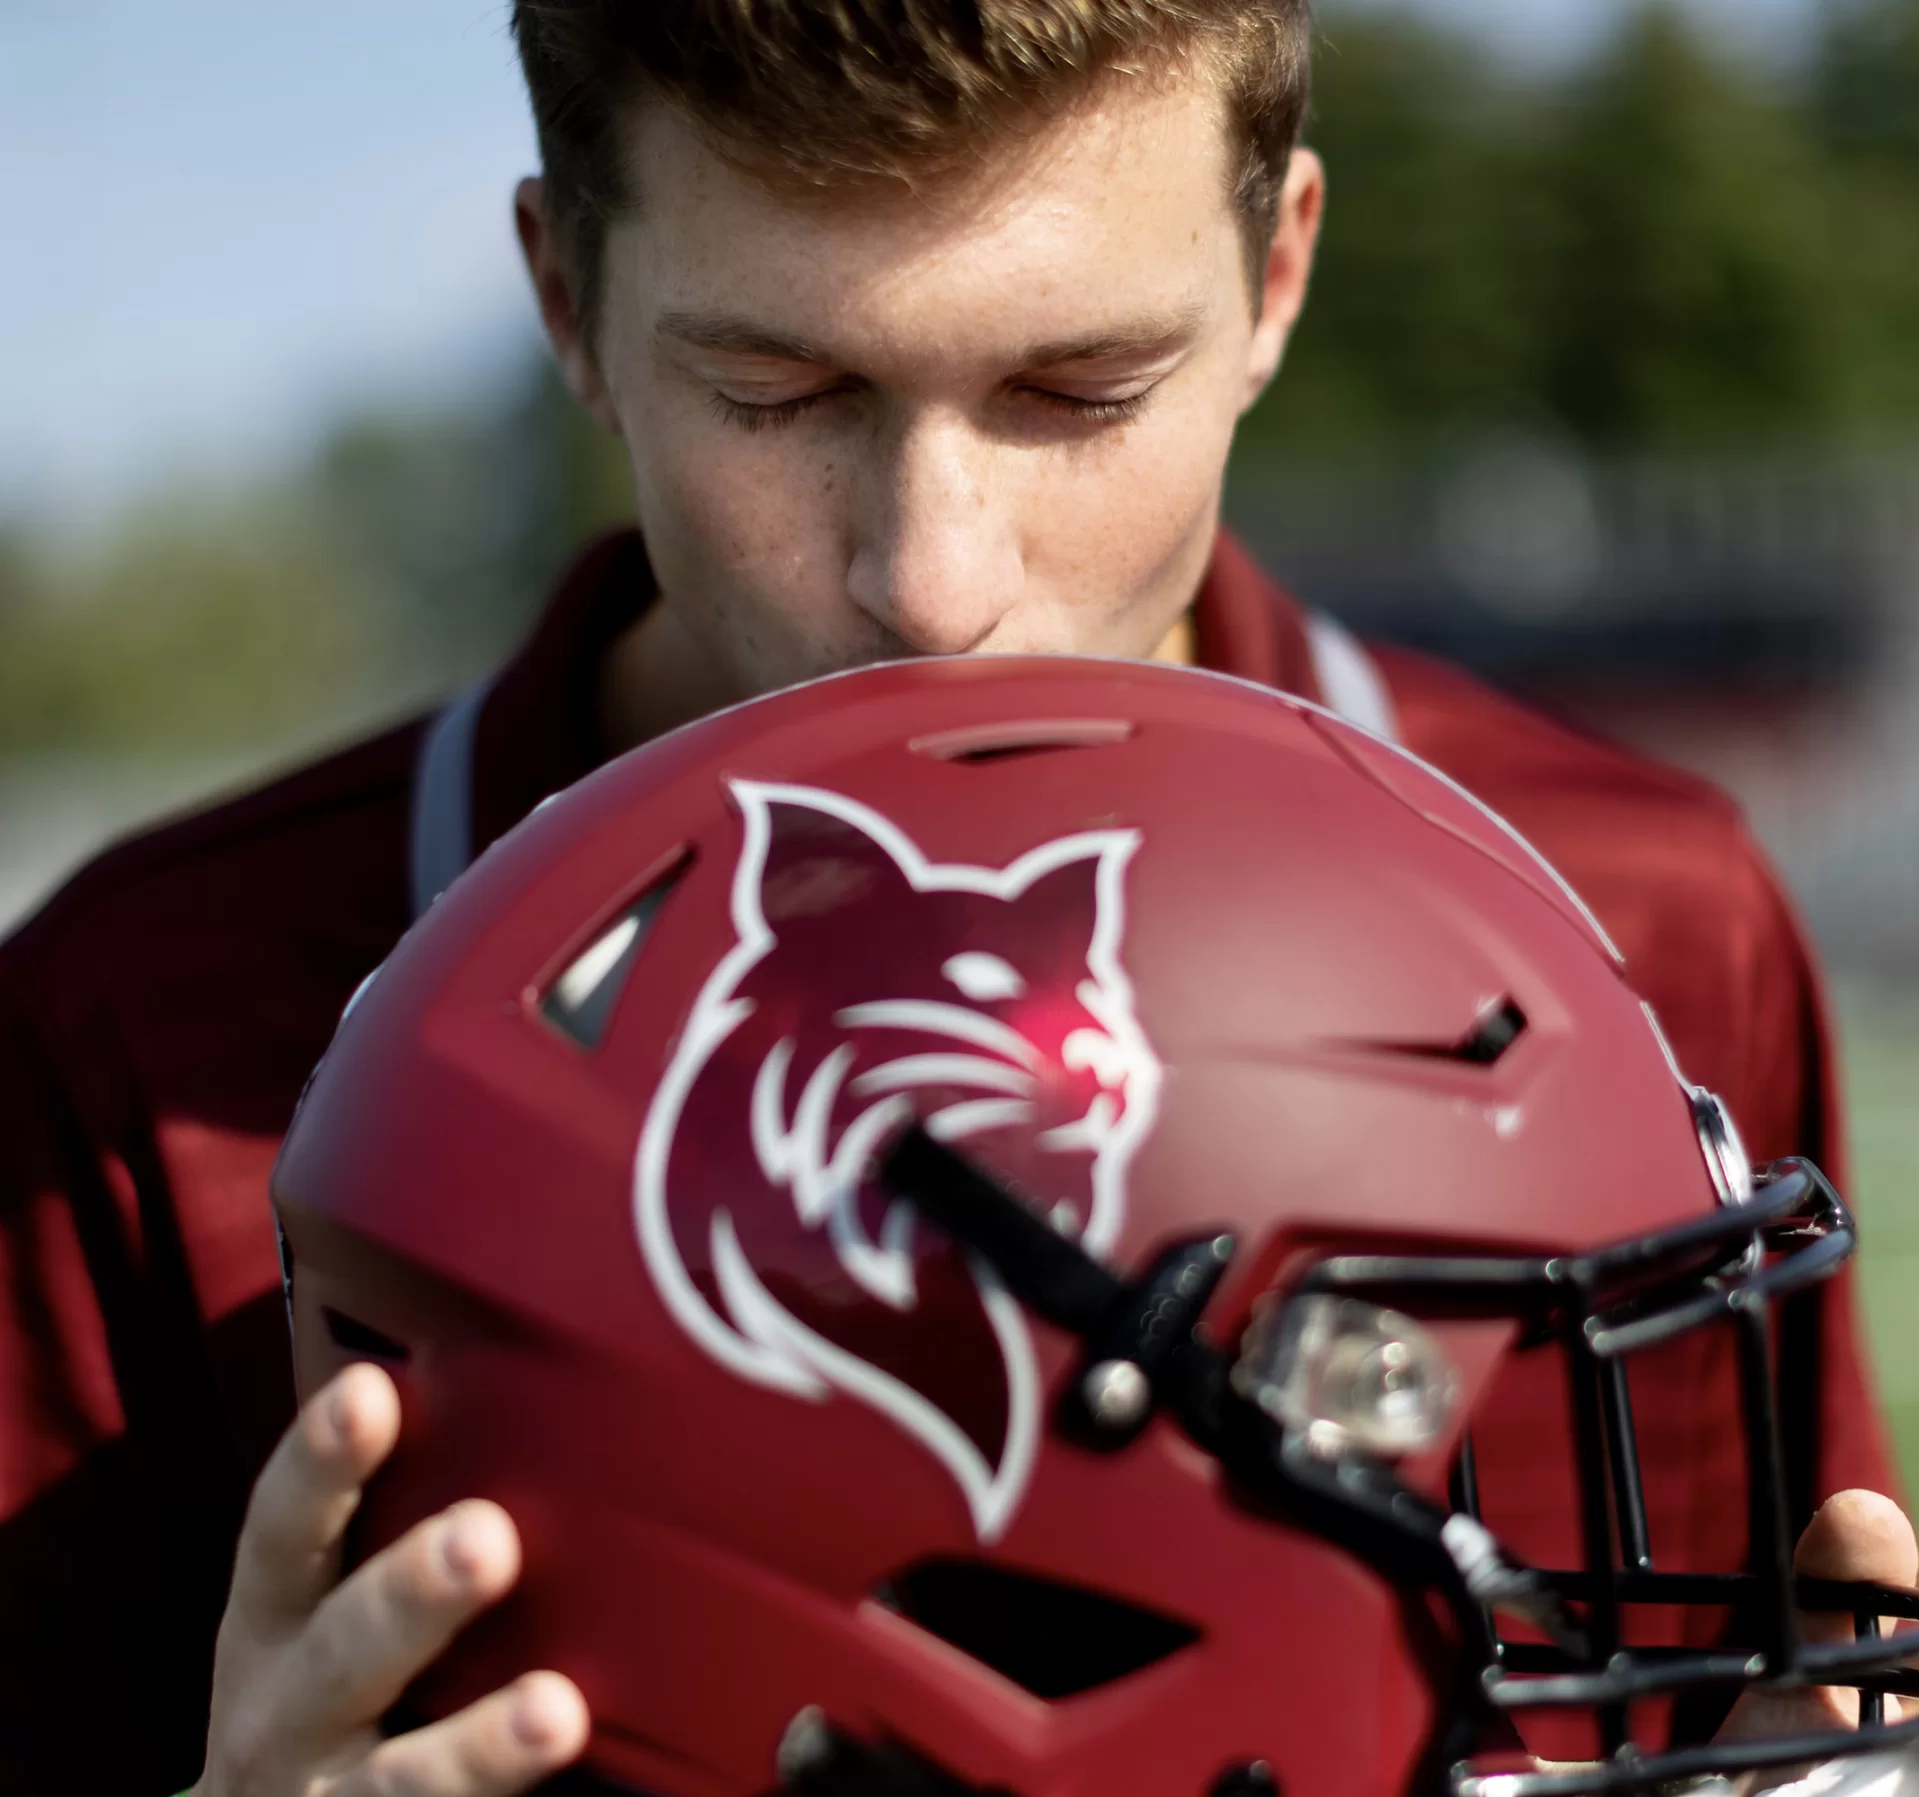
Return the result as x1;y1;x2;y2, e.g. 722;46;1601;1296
943;952;1027;1003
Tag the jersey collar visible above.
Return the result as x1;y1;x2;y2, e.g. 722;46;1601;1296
417;527;1380;917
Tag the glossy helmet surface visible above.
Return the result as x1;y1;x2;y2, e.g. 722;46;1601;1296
272;657;1913;1797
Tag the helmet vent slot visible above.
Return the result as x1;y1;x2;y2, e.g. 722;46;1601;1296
1454;997;1529;1065
909;719;1134;765
322;1307;411;1364
1362;997;1529;1069
874;1558;1200;1698
541;855;689;1050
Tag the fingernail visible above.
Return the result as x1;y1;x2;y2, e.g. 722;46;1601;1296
510;1674;577;1749
440;1507;491;1579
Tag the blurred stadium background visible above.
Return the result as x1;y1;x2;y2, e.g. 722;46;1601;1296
4;2;1917;1469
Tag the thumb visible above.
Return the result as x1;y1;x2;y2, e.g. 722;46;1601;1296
1795;1489;1918;1646
1716;1490;1917;1743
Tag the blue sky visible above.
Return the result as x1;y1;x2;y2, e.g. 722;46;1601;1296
0;0;1821;525
1;1;540;523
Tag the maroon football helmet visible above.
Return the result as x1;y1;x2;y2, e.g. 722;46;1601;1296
272;657;1916;1797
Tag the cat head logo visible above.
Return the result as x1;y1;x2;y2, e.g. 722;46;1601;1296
634;780;1162;1541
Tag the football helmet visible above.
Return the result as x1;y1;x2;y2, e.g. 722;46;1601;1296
272;656;1918;1797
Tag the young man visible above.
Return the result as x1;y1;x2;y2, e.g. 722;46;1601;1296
0;3;1899;1794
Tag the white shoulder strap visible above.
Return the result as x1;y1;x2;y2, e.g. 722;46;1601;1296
1305;610;1400;743
409;681;490;921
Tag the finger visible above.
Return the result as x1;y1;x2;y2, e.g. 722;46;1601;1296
1794;1489;1918;1583
228;1362;402;1626
1717;1493;1919;1743
1794;1489;1919;1645
273;1498;522;1740
330;1671;590;1797
1796;1489;1918;1727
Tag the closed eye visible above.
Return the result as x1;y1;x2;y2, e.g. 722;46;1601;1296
1017;387;1153;426
712;386;1150;434
708;388;844;433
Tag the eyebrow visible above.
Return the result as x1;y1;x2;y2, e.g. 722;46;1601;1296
1014;305;1210;367
655;303;1209;370
656;311;829;362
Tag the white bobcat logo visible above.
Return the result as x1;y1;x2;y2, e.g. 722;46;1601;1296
634;780;1161;1540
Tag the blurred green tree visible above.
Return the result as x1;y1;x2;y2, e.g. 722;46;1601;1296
1534;5;1839;449
0;369;635;759
1236;8;1561;458
0;494;377;755
1805;0;1919;429
1813;0;1919;164
0;527;33;618
1238;0;1919;460
312;362;632;683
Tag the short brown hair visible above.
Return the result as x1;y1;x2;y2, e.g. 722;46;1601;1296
513;0;1314;342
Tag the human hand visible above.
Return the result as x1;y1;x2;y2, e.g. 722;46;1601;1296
189;1361;590;1797
1717;1487;1916;1744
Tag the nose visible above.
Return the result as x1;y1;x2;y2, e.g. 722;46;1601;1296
845;412;1024;655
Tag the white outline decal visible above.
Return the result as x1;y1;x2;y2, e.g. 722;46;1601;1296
633;779;1161;1541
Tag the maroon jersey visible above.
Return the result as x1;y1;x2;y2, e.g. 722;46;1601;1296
0;530;1893;1792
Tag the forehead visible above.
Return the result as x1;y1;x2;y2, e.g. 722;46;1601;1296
605;69;1246;363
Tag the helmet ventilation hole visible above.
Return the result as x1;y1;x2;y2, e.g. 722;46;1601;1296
1358;997;1530;1069
909;719;1133;764
1211;1763;1281;1797
541;854;689;1050
1452;997;1529;1066
322;1307;411;1364
875;1558;1200;1699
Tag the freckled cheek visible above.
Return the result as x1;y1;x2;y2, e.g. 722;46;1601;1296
626;391;857;597
1021;398;1234;600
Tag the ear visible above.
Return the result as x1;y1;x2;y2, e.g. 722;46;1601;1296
1240;146;1326;414
514;175;622;434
